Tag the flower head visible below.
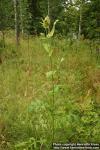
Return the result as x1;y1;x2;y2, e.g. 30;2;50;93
41;16;50;29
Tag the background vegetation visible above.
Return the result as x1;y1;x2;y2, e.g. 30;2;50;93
0;0;100;150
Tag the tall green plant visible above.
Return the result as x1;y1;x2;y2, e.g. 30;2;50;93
41;16;59;143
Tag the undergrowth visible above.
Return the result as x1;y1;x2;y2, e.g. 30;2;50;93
0;35;100;149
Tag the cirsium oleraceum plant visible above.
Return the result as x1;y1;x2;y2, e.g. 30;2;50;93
41;16;64;143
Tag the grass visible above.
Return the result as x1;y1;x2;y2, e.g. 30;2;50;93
0;34;100;149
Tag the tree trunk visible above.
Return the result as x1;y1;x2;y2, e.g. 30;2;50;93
13;0;20;46
19;0;24;36
48;0;50;16
2;31;5;48
78;5;82;39
78;0;84;39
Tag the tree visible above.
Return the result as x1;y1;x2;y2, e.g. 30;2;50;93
19;0;32;35
0;0;14;47
26;0;42;34
13;0;20;46
82;0;100;38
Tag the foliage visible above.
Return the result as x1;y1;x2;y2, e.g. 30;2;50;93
0;36;100;149
0;0;100;38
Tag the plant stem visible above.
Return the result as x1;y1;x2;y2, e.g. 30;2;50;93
50;56;55;144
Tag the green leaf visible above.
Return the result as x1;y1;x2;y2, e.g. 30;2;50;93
43;42;53;56
60;57;64;63
46;70;56;79
47;20;59;38
43;43;50;53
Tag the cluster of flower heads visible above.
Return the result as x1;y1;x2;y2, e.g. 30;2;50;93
41;16;50;29
41;16;59;38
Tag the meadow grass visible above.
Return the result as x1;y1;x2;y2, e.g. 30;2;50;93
0;35;100;149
